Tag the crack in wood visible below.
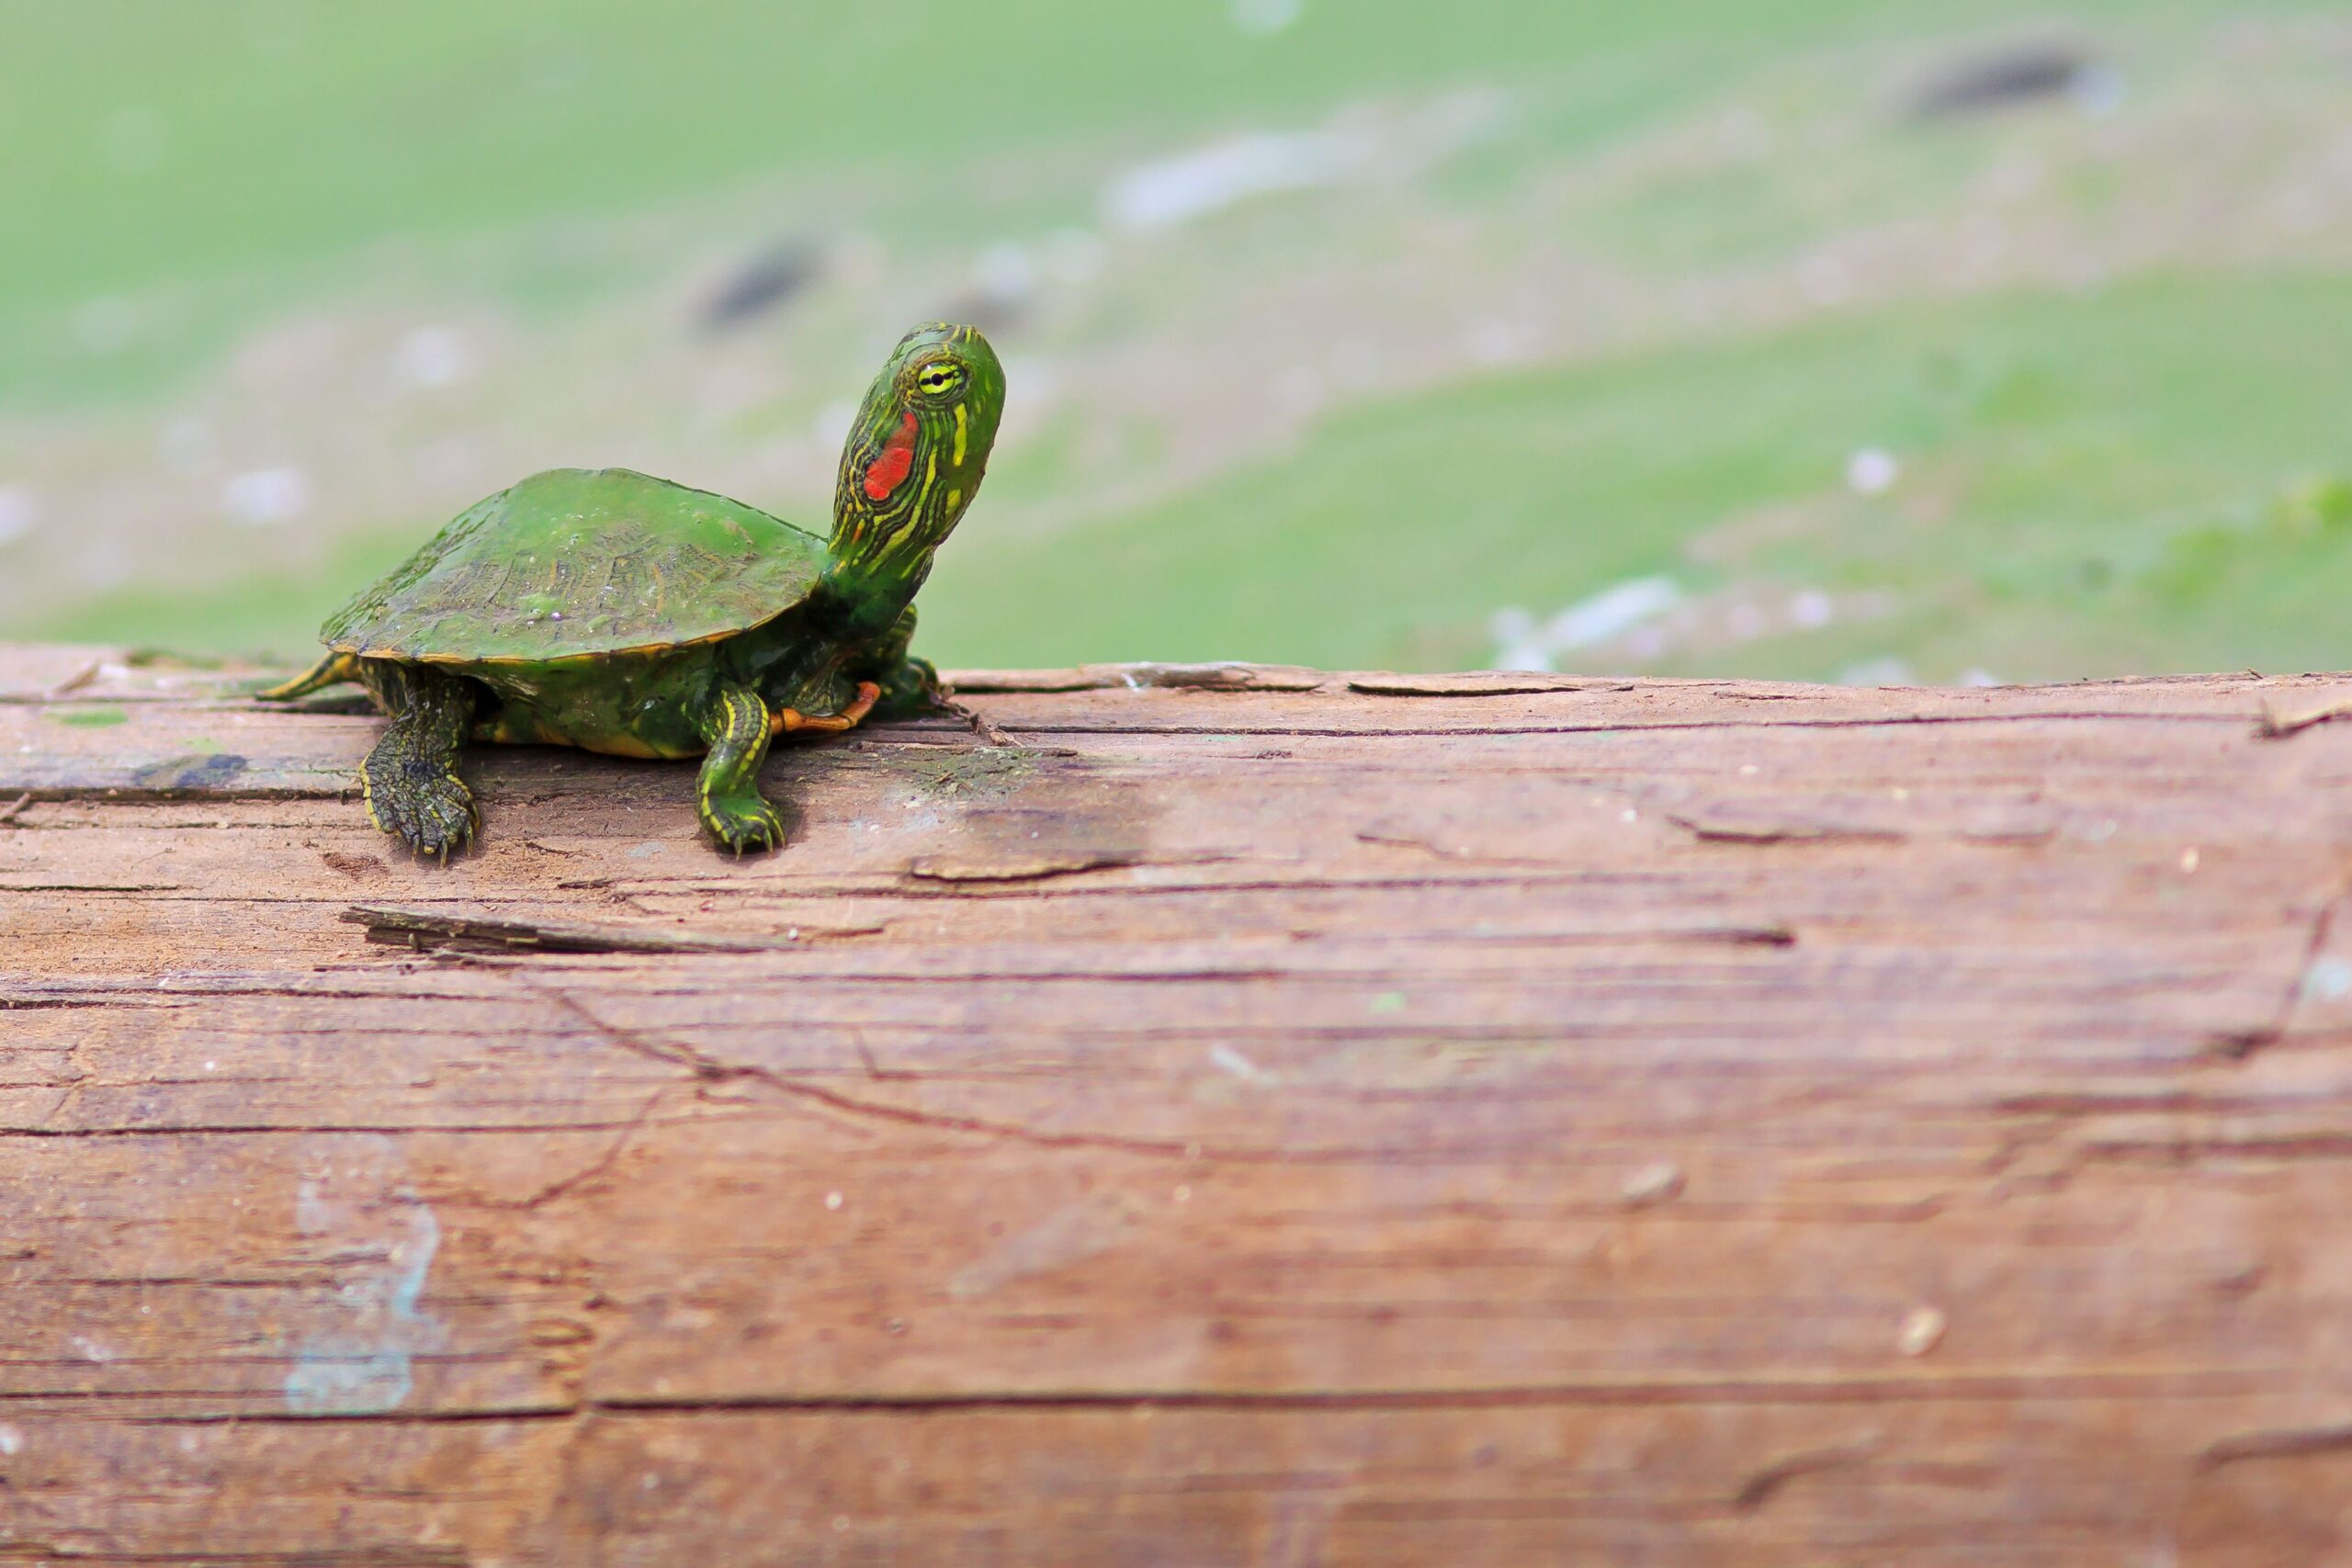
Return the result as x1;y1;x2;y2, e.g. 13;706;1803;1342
102;1365;2291;1430
582;1370;2279;1414
948;663;1329;694
1347;675;1635;697
0;1532;469;1565
1731;1437;1881;1509
2199;1420;2352;1470
459;1086;675;1213
2216;871;2352;1061
974;709;2259;739
531;983;1210;1162
0;1118;652;1141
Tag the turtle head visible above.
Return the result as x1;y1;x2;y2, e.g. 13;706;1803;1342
829;322;1006;590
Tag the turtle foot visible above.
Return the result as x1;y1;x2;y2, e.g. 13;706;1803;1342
366;767;478;861
700;793;786;855
871;657;947;720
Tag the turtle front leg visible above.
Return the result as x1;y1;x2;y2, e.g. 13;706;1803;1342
862;605;948;720
356;661;479;862
857;605;1012;744
695;682;786;854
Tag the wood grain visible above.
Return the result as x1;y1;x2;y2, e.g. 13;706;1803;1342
5;643;2352;1565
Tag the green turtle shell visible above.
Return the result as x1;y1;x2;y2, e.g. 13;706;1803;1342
322;468;827;664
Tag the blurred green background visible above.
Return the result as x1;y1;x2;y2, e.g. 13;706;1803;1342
6;0;2351;681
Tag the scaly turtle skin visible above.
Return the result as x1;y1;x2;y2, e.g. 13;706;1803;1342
261;322;1005;857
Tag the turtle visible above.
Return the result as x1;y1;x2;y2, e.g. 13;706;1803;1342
259;321;1005;858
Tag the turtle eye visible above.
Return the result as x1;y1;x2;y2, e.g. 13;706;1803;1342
915;361;965;398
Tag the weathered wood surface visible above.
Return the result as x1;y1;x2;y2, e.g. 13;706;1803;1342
6;641;2352;1565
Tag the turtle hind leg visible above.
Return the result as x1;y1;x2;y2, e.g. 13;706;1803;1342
257;650;360;702
694;682;786;854
358;663;479;861
775;681;881;736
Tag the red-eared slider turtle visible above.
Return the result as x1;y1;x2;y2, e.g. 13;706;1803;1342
261;322;1004;857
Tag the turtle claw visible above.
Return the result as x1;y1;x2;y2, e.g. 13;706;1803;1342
700;794;786;855
365;769;478;862
356;671;479;863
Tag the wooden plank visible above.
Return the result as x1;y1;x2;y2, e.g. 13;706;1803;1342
3;642;2351;1564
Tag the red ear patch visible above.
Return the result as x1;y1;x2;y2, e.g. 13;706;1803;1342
863;412;921;502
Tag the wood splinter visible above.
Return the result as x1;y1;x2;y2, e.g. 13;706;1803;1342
339;904;861;955
2254;697;2352;739
942;694;1021;749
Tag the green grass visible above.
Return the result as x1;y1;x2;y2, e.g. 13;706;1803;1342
41;270;2352;682
33;528;430;660
12;0;2352;680
7;0;2290;409
914;269;2352;680
6;0;2047;309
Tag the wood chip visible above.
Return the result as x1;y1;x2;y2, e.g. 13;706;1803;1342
904;847;1140;883
2255;697;2352;739
340;905;869;954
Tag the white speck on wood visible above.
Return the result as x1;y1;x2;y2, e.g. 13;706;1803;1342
1621;1160;1686;1207
1898;1306;1949;1357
